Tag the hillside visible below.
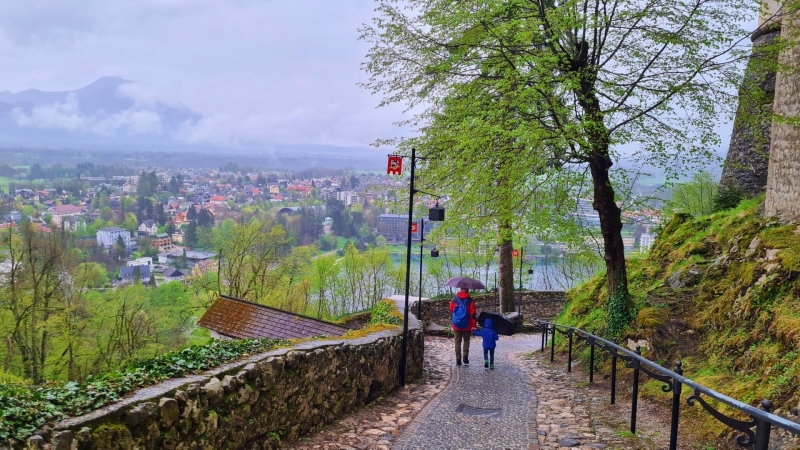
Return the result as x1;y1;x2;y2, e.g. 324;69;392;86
560;197;800;429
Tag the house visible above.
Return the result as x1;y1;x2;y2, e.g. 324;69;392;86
336;190;360;206
127;257;153;269
377;214;409;243
209;195;226;206
63;215;86;232
639;233;656;250
97;227;131;249
48;204;84;226
163;267;186;284
138;220;158;236
122;182;135;193
268;185;280;194
172;212;188;227
198;295;348;340
166;250;217;268
119;265;152;285
153;233;174;253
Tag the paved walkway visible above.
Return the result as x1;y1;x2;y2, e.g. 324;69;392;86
394;335;539;450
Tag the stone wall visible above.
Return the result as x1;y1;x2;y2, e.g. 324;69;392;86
766;8;800;222
413;291;567;328
719;25;779;196
16;316;423;450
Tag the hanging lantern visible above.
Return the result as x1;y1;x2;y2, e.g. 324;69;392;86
528;267;534;275
428;202;445;221
430;247;440;257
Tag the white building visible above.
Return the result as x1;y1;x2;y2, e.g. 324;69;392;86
138;220;158;236
640;233;656;250
127;257;153;269
97;227;131;249
336;190;361;207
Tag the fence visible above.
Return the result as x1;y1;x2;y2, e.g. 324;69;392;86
532;320;800;450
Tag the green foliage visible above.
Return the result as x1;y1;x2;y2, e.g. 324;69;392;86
712;182;748;212
0;337;290;442
368;300;403;326
666;171;719;217
606;272;631;337
564;197;800;433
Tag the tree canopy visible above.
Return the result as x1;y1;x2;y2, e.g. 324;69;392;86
361;0;757;334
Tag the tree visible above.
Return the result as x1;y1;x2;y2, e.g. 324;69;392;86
133;266;142;283
362;0;755;334
666;171;719;217
185;221;198;247
116;235;126;257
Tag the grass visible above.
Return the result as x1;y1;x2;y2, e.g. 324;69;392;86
0;177;9;192
558;196;800;440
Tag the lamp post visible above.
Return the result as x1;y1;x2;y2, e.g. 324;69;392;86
398;147;417;388
417;218;440;320
517;246;524;291
418;218;424;320
389;148;444;387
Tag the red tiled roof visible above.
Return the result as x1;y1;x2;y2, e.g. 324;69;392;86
198;296;348;340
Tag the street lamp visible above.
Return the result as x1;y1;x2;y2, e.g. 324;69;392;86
390;148;444;387
417;218;440;320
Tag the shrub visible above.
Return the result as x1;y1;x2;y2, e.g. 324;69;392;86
0;337;290;442
369;300;403;326
712;182;748;212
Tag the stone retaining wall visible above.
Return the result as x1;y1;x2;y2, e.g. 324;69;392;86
17;315;423;450
413;291;567;328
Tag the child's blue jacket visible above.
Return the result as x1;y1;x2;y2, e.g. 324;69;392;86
473;318;499;350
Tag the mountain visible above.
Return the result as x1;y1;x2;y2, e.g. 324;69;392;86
0;76;201;149
0;77;386;170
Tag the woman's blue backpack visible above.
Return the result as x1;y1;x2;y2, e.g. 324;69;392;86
452;297;470;329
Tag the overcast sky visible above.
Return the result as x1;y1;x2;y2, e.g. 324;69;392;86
0;0;405;148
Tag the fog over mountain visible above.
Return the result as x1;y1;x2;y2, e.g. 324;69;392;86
0;77;385;169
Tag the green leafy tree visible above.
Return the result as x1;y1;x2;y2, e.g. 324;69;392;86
666;171;719;217
361;0;757;333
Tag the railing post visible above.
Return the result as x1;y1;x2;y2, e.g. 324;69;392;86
754;399;773;450
611;338;617;405
567;329;574;372
669;360;682;450
589;338;595;383
631;345;641;434
550;324;556;362
541;322;546;352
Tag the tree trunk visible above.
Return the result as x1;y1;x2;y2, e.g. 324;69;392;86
588;151;631;334
575;64;632;335
498;222;515;313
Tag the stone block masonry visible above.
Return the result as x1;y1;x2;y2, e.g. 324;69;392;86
15;314;423;450
415;291;567;328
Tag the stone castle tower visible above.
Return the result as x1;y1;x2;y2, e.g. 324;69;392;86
722;0;800;222
765;1;800;221
718;21;778;196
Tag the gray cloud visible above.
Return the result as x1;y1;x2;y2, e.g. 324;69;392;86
0;0;404;148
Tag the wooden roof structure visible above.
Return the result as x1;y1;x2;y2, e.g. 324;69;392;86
198;295;348;340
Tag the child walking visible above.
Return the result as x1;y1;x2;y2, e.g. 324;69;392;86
473;318;499;369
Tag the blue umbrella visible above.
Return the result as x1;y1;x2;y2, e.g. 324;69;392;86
445;276;486;290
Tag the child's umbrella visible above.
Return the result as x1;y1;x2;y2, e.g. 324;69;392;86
477;311;517;336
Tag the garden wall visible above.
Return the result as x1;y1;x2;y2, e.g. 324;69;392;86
413;290;567;328
16;315;423;450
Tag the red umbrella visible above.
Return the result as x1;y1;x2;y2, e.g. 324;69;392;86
445;276;486;290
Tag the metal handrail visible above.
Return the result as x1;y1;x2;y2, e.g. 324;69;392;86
531;319;800;450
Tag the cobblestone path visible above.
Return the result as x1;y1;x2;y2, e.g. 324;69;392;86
394;334;539;450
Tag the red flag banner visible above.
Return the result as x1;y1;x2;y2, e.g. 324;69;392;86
411;222;419;233
387;156;403;175
512;249;519;258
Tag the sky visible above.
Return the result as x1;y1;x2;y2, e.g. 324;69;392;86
0;1;760;155
0;0;405;148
